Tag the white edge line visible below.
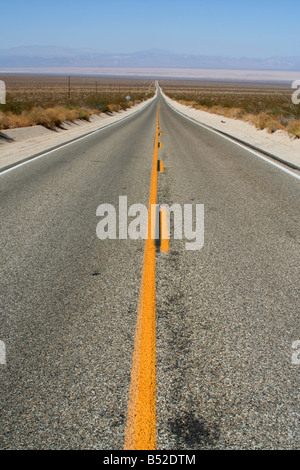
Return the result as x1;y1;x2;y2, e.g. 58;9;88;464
0;94;157;176
161;90;300;181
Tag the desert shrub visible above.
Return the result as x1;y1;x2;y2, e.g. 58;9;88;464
286;119;300;138
0;77;155;130
164;86;300;138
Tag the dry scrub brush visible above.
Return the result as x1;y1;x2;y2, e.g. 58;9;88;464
0;81;155;130
163;87;300;138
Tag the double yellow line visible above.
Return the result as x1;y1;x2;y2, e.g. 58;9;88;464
124;105;164;450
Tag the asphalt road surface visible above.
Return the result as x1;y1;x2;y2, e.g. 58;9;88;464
1;93;299;450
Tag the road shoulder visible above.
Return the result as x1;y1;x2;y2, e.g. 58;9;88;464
162;91;300;170
0;95;156;172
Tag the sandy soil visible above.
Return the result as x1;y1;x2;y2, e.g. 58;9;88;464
0;114;109;143
162;92;300;168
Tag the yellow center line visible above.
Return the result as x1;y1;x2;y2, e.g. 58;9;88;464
124;104;160;450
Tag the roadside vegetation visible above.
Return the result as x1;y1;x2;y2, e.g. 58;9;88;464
0;75;155;130
161;81;300;138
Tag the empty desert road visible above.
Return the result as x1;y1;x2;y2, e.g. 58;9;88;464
0;91;299;450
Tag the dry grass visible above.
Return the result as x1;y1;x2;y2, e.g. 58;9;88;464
0;74;155;130
0;106;95;130
286;119;300;138
161;80;300;138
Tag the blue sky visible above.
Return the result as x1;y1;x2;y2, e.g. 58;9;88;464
1;0;299;58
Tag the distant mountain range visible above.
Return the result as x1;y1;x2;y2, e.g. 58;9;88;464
1;46;300;71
